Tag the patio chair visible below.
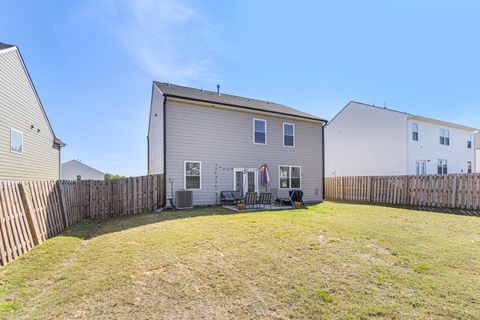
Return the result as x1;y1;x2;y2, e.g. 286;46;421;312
232;191;243;204
270;188;279;204
220;191;235;205
258;192;272;209
244;192;257;209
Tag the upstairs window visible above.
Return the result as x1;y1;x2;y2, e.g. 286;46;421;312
440;129;450;145
467;161;472;174
10;128;23;154
467;135;472;149
412;123;419;141
283;123;295;147
437;159;448;174
253;119;266;144
184;161;201;190
279;166;301;189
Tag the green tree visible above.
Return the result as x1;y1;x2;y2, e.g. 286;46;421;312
104;173;126;181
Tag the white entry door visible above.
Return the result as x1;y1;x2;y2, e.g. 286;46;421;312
416;160;426;175
234;168;258;195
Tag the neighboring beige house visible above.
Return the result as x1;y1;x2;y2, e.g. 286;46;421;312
148;82;327;206
61;160;105;181
326;101;478;177
0;43;64;180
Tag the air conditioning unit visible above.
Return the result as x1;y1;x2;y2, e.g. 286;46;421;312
175;190;193;209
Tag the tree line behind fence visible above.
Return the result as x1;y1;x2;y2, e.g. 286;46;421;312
0;174;164;266
325;174;480;211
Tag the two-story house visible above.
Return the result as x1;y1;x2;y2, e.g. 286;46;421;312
148;82;327;206
0;43;64;180
325;101;478;177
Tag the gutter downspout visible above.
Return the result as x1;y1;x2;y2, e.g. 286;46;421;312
322;122;326;201
162;96;167;207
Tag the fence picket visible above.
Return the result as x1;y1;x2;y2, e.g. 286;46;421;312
325;174;480;215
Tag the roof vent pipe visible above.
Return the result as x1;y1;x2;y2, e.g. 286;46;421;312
216;84;220;95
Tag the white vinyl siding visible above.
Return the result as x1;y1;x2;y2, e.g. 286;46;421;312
147;84;165;175
0;48;60;180
164;99;324;205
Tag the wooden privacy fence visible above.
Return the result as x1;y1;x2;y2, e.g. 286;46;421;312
325;174;480;210
0;174;164;265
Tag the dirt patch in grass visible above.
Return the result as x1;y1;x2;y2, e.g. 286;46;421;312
1;203;480;319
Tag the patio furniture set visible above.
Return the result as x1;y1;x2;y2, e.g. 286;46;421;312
220;190;305;210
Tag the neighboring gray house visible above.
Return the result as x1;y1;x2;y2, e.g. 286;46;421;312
148;82;327;206
0;43;64;180
61;160;105;181
476;133;480;173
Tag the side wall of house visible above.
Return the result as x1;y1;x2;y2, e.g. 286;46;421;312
165;99;324;205
325;102;408;177
407;119;476;174
0;48;60;180
147;84;165;175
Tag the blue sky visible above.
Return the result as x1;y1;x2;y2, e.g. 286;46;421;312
1;0;479;176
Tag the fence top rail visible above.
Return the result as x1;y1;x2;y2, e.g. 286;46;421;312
327;173;480;179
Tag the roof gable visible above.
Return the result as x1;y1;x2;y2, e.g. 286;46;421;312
329;101;478;132
155;82;327;123
0;43;64;146
62;160;104;175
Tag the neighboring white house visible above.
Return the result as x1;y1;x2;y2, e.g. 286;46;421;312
61;160;104;181
0;42;64;180
148;82;327;206
325;101;478;177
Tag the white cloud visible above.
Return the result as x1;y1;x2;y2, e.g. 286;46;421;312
78;0;220;84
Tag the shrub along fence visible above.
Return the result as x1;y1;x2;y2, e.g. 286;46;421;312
0;174;164;266
325;174;480;211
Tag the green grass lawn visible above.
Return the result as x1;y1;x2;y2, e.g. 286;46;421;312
1;202;480;319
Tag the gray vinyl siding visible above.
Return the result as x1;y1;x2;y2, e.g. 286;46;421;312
164;99;324;205
0;48;60;180
148;84;165;175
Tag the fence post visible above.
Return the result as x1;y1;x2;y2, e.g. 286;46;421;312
56;181;69;228
367;177;372;202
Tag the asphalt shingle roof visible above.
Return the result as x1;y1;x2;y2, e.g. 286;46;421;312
155;81;327;122
0;43;15;51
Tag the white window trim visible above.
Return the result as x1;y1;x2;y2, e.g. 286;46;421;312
283;122;295;147
184;161;201;190
10;128;23;154
278;165;302;189
412;123;419;141
440;128;450;145
253;118;267;145
467;134;472;149
437;159;448;174
415;160;426;175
